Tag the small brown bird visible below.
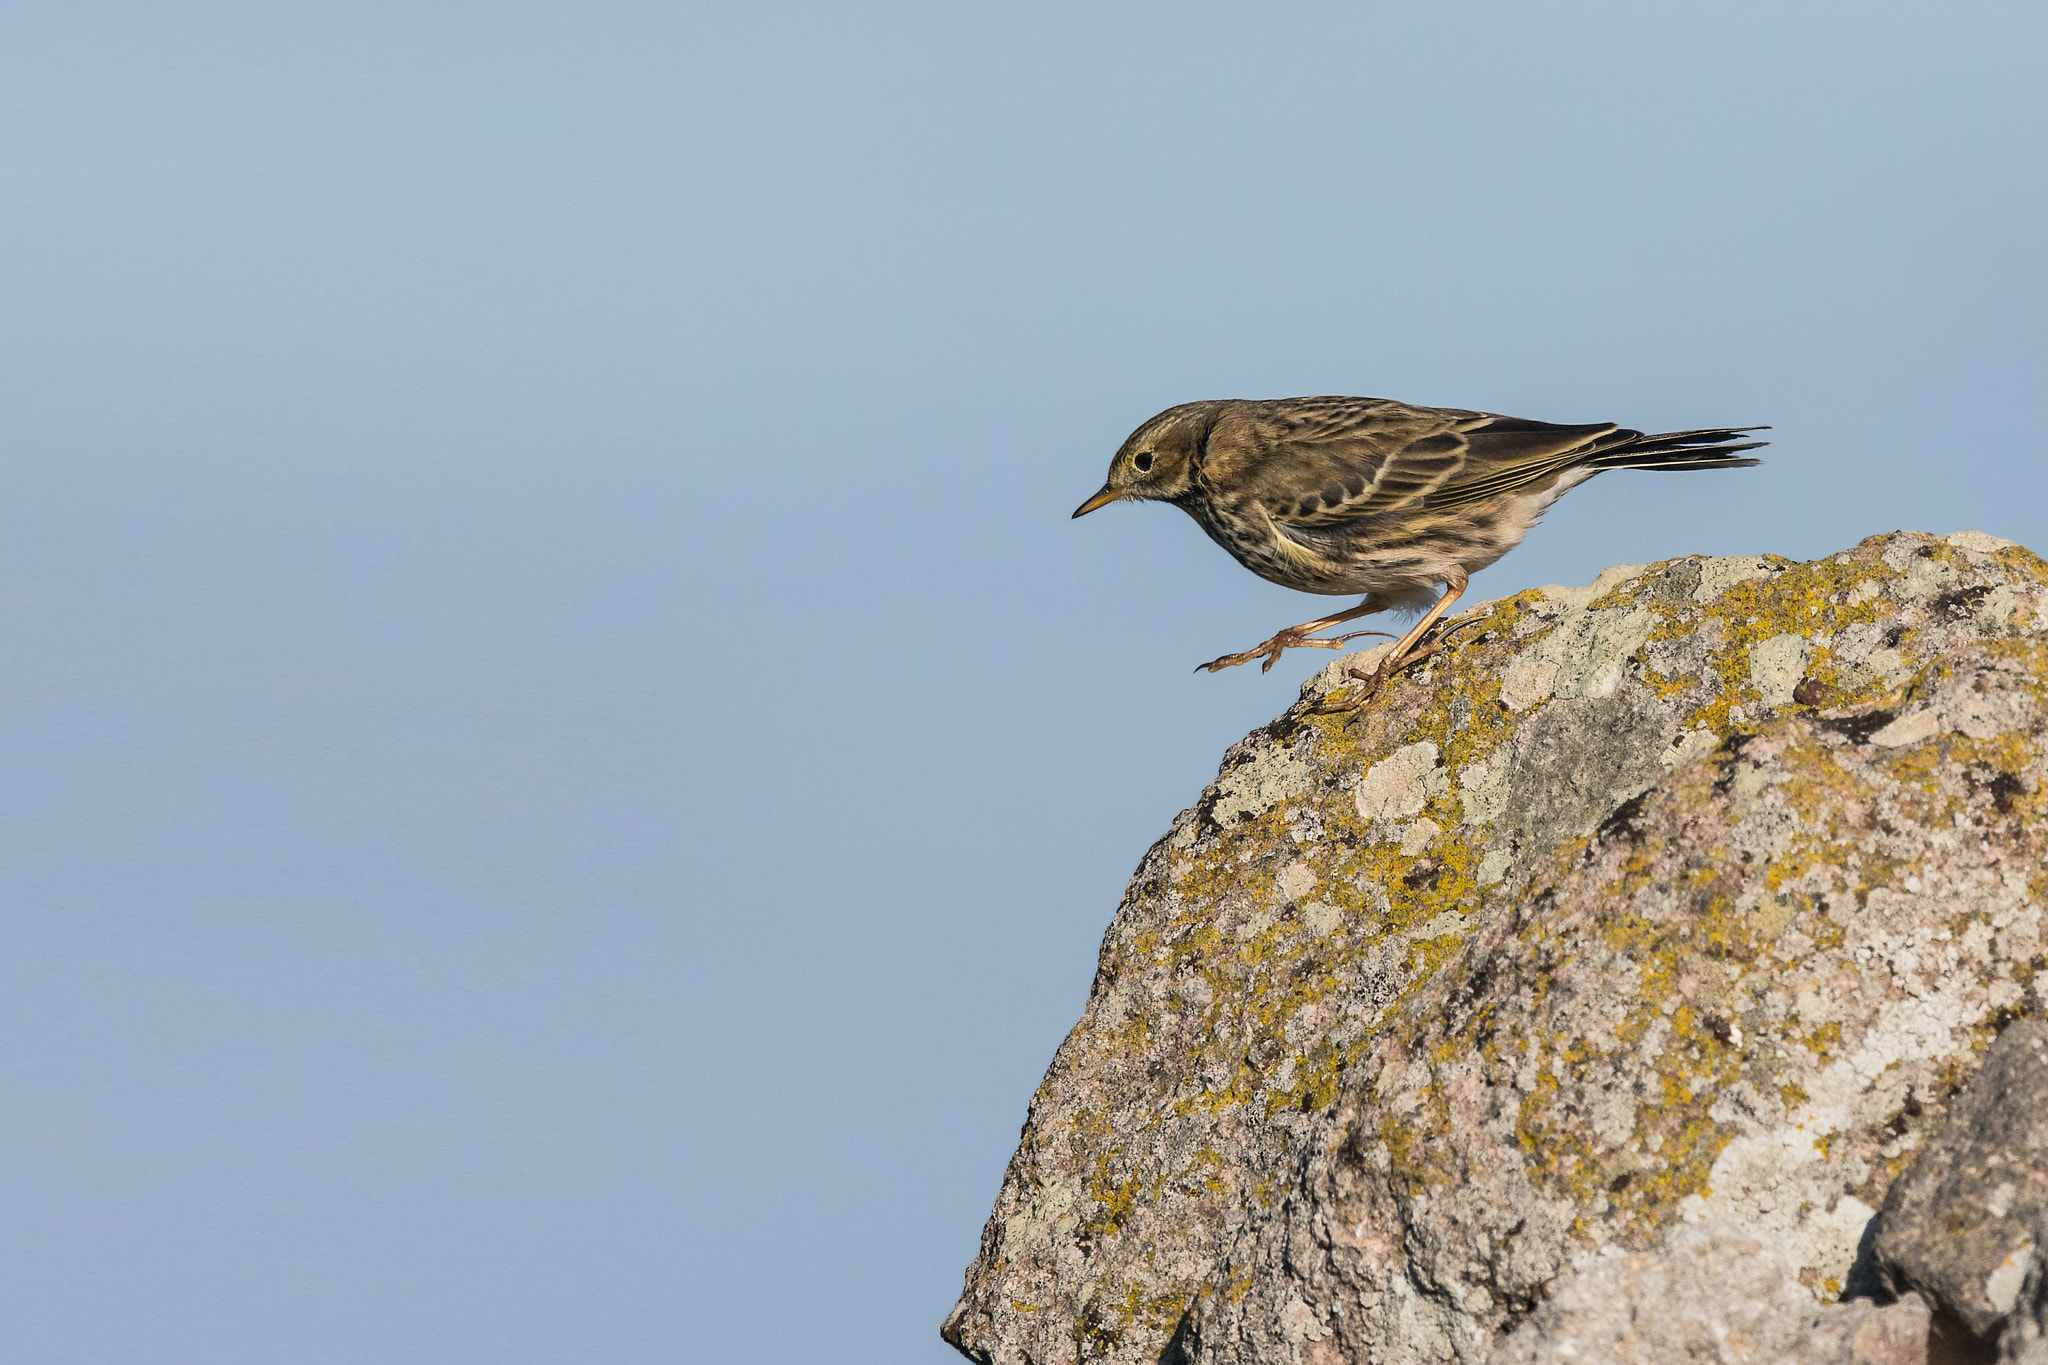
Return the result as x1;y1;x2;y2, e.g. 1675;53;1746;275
1073;396;1765;700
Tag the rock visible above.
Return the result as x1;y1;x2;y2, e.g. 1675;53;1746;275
2004;1213;2048;1364
943;531;2048;1365
1485;1220;1930;1364
1872;1020;2048;1347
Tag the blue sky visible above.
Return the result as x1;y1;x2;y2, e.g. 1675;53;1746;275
1;4;2043;1362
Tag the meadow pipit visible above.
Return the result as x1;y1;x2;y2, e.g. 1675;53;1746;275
1073;396;1764;703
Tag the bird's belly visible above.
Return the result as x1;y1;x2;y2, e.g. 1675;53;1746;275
1194;495;1557;599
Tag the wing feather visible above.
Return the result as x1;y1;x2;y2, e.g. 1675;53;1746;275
1199;398;1719;531
1187;397;1762;558
1199;397;1483;527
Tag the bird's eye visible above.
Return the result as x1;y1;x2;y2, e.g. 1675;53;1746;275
1133;452;1154;473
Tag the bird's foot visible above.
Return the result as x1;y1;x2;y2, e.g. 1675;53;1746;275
1198;627;1391;675
1310;619;1485;712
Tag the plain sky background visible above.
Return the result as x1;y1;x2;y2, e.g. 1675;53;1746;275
1;3;2043;1362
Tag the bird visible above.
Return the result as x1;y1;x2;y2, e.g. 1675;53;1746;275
1072;395;1765;703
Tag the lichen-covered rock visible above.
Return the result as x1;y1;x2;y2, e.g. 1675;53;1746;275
1484;1221;1929;1365
942;531;2048;1365
1872;1020;2048;1346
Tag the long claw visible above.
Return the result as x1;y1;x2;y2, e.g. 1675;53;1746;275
1200;626;1380;675
1195;596;1394;678
1307;617;1485;714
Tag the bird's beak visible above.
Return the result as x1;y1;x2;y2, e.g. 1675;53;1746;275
1071;485;1120;518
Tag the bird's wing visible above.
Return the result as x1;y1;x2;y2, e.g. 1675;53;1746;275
1420;414;1628;511
1205;398;1616;527
1202;398;1471;526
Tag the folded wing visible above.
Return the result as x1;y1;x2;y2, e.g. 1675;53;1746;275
1208;398;1622;528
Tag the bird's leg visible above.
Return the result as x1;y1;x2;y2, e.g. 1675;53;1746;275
1197;596;1392;674
1323;568;1474;708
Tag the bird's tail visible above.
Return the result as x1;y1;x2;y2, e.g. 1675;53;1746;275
1583;426;1770;471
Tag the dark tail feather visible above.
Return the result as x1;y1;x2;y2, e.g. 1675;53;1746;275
1585;426;1770;471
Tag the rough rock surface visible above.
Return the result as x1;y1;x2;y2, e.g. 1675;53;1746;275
944;531;2048;1365
2004;1213;2048;1364
1485;1220;1930;1364
1872;1020;2048;1347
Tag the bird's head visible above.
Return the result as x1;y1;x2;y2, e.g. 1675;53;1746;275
1072;402;1211;518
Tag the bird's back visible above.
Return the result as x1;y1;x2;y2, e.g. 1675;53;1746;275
1179;395;1761;598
